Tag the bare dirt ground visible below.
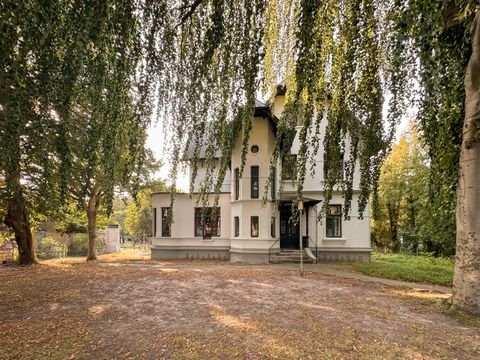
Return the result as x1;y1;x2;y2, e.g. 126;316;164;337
0;254;479;359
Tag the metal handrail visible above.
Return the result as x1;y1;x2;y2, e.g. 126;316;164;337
307;235;319;264
268;237;281;263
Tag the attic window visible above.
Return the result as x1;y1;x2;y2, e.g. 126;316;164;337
251;145;259;154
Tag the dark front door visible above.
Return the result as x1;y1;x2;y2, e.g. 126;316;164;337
280;203;299;249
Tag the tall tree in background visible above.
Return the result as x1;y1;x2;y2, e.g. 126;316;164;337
372;124;433;254
1;1;66;264
124;180;167;246
374;136;411;252
58;1;158;261
0;1;156;264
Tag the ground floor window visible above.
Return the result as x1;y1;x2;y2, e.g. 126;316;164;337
195;207;221;238
326;205;342;237
271;217;276;238
251;216;259;237
153;208;157;236
161;207;171;237
234;216;239;237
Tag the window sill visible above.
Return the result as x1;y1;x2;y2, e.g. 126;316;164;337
322;237;347;241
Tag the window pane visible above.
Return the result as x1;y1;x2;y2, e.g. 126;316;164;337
324;154;344;181
251;166;259;199
251;216;259;237
234;216;239;237
153;208;157;237
326;205;342;237
195;207;221;238
271;217;276;238
282;155;297;180
234;168;240;200
327;205;341;215
161;207;171;237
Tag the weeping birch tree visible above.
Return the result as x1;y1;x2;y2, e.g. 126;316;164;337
142;1;480;315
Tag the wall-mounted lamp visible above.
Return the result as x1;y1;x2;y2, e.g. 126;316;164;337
297;199;304;211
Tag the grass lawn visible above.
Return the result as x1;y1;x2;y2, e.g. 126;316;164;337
352;252;454;286
0;253;478;359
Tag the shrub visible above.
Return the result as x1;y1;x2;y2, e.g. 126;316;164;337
59;222;88;234
69;233;89;256
38;236;67;259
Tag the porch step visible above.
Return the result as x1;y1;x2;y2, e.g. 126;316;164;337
270;250;315;264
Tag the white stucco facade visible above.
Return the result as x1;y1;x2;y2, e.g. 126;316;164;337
151;95;371;263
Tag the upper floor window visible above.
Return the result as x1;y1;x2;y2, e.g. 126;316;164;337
251;166;259;199
195;207;221;238
282;155;297;180
271;168;276;200
324;153;344;181
326;205;342;238
234;168;240;200
161;207;172;237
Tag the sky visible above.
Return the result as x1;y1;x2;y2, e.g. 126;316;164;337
146;121;190;192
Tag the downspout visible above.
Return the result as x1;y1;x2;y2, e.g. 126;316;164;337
305;206;309;248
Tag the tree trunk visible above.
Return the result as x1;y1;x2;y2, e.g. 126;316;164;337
4;194;36;266
451;8;480;316
86;192;97;261
387;202;400;252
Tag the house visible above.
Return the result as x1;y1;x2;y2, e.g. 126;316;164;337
150;92;371;264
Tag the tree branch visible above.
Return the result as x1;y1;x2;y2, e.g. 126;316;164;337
442;2;477;29
179;0;205;26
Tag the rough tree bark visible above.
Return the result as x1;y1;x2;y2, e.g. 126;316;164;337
3;178;36;265
86;191;98;261
451;7;480;316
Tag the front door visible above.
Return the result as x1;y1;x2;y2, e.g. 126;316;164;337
280;203;299;249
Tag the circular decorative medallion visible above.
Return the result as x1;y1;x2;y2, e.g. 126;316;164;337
251;145;259;154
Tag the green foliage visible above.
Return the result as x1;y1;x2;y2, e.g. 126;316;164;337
353;252;454;286
124;180;167;239
38;236;67;260
55;202;111;234
400;1;475;257
0;1;159;262
136;1;477;234
69;234;89;256
109;196;132;237
373;124;456;256
1;1;475;265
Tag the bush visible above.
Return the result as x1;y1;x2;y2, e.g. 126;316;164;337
58;222;88;234
69;233;89;256
38;236;67;259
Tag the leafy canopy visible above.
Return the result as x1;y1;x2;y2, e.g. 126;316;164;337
142;0;475;218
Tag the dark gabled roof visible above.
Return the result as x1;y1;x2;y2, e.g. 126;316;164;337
185;132;222;160
255;99;268;108
185;99;278;160
254;99;278;130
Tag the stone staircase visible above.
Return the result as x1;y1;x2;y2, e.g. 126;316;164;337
270;249;315;264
